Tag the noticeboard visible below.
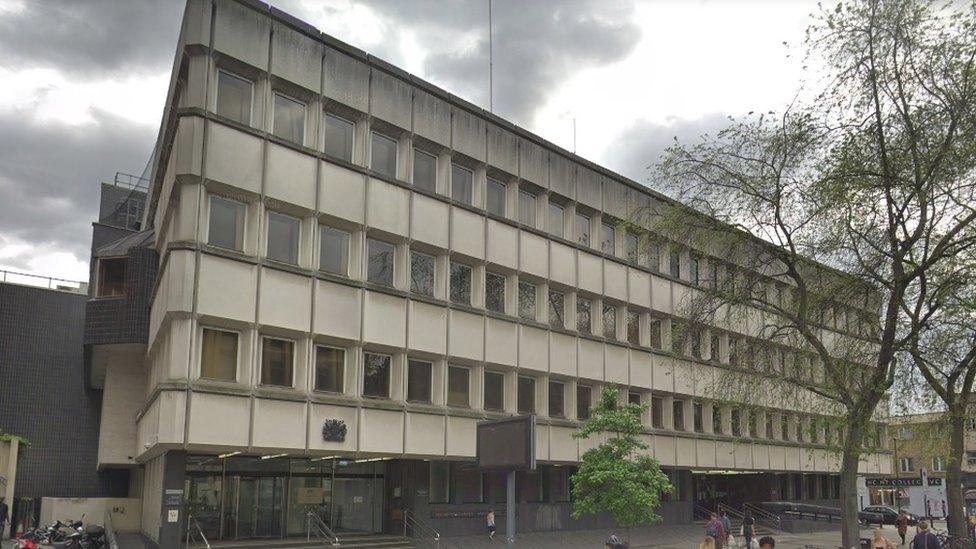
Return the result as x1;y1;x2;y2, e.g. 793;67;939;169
476;414;536;471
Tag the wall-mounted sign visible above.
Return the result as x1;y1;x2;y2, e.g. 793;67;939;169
164;488;184;506
928;477;943;486
322;419;347;442
866;478;923;487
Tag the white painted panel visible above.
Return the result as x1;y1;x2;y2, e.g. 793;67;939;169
446;416;478;457
411;194;449;248
258;268;312;331
451;207;485;260
629;349;652;389
605;344;628;384
675;437;697;467
628;268;651;308
604;261;627;301
449;310;484;361
198;255;257;322
205;125;262;193
313;281;361;340
252;399;306;450
309;404;358;452
518;325;548;373
577;253;602;294
266;143;316;209
405;413;445;456
578;339;604;381
549;333;577;377
485;317;518;366
363;291;406;348
550;427;578;462
319;162;365;224
367;178;409;236
651;277;672;313
519;232;548;278
549;242;576;287
187;392;249;446
486;220;518;268
408;301;447;355
360;408;404;453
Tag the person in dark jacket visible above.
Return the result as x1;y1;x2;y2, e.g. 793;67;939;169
0;497;8;540
705;513;726;549
910;521;941;549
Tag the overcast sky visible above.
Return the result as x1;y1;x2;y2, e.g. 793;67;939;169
0;0;818;283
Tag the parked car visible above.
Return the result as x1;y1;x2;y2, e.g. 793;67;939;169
858;506;918;526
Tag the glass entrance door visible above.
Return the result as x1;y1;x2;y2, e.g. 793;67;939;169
230;476;283;539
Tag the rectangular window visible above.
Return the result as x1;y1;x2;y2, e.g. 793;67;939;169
97;257;127;297
765;414;774;438
456;463;485;503
672;323;686;355
518;281;536;321
451;164;473;205
967;452;976;466
709;263;719;291
201;328;238;381
484;371;505;411
576;298;592;335
627;310;640;345
647;242;661;272
370;132;397;178
673;400;685;431
693;402;704;433
748;411;758;438
712;407;723;434
932;456;946;472
690;257;700;286
208;195;246;251
601;223;615;255
266;211;300;264
652;396;664;428
412;149;437;192
729;339;739;366
731;409;742;437
518;191;536;226
898;426;913;439
548;202;564;238
709;334;720;361
485;272;506;314
216;70;252;124
548;289;564;329
603;303;616;339
576;385;592;420
486;178;506;216
626;232;639;263
314;346;344;393
366;238;395;286
448;365;469;407
548;380;565;417
450;262;472;305
669;249;681;278
429;462;450;503
407;359;432;403
324;114;354;162
576;213;591;246
260;337;294;387
628;392;641;406
319;226;349;276
781;415;790;441
649;318;662;349
410;251;435;297
518;376;535;414
363;352;391;398
691;330;702;358
900;457;914;473
272;93;305;144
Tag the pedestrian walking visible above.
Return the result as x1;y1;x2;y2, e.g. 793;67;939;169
896;509;910;546
910;521;941;549
705;513;726;549
486;509;495;540
968;515;976;540
742;509;756;547
0;497;7;540
872;527;895;549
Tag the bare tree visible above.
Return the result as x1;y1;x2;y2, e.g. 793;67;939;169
647;1;976;544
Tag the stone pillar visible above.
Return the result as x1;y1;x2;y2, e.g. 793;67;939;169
158;451;187;548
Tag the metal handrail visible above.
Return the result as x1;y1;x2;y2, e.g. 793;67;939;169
185;514;211;549
717;502;745;521
744;502;782;530
306;512;340;546
693;503;714;521
402;509;440;544
104;510;119;549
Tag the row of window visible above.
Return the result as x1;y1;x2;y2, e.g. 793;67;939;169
899;456;949;473
214;68;874;342
201;326;847;441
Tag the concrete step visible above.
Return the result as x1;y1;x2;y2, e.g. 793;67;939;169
192;532;414;549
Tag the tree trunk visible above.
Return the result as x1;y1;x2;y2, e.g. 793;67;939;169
947;412;967;537
840;424;863;549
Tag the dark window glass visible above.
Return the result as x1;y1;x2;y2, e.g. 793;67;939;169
448;366;469;407
651;397;664;428
766;414;774;438
749;411;758;438
324;114;354;162
548;202;564;237
486;178;506;216
485;272;506;313
407;360;432;403
647;242;661;272
626;232;639;263
267;211;300;264
216;70;252;124
576;298;592;335
315;346;344;392
367;238;395;286
628;392;641;406
201;328;238;381
429;462;450;503
261;337;294;387
517;376;535;414
576;213;591;246
713;407;723;434
603;303;616;339
518;281;536;321
693;402;704;433
732;409;742;436
673;400;685;431
413;149;437;192
450;262;472;305
601;223;615;255
548;380;564;417
692;330;703;358
709;263;719;291
319;226;349;275
208;195;246;251
669;249;681;278
484;371;504;411
710;334;720;361
410;251;435;296
456;463;484;503
363;352;391;398
649;318;662;349
548;289;564;328
518;191;536;226
451;164;473;205
97;257;127;297
576;385;591;420
272;93;305;144
370;132;397;178
627;310;640;345
672;323;686;355
690;256;700;286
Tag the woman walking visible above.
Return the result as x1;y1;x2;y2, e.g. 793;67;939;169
742;510;756;548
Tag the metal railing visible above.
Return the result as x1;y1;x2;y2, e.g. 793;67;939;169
0;269;88;294
184;514;211;548
402;509;441;548
306;512;340;546
717;502;745;522
112;171;150;191
693;503;714;521
104;510;119;549
744;502;783;531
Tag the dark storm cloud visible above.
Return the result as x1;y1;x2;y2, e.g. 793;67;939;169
603;113;731;187
0;110;156;266
0;0;185;78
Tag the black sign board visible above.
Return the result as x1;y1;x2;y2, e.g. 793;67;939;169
164;488;184;506
477;415;536;471
928;477;943;486
866;478;923;487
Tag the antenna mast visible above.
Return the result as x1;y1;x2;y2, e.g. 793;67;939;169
488;0;494;112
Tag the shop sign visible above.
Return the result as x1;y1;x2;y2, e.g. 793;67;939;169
928;477;943;486
322;419;347;442
866;477;922;487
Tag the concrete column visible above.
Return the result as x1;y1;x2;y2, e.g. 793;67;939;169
1;439;19;539
158;451;187;548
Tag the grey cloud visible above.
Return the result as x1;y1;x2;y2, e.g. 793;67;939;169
0;109;156;266
0;0;184;78
602;113;731;189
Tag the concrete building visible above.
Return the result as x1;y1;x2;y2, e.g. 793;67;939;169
84;0;892;545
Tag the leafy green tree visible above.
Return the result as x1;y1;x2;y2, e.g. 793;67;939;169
571;386;673;535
